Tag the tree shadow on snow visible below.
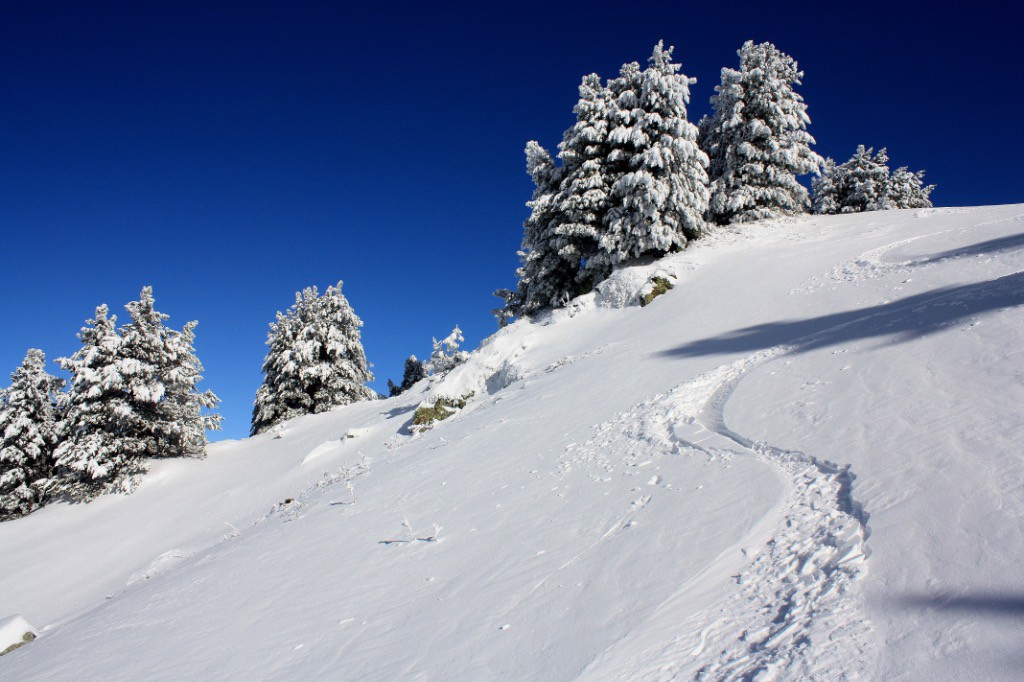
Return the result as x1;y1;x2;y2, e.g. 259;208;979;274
896;592;1024;617
658;272;1024;359
916;231;1024;266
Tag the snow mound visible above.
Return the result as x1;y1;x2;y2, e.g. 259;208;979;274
0;615;37;656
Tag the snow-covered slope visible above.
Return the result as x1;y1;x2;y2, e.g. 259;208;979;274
2;205;1022;680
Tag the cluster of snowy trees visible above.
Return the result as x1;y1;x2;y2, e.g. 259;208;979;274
812;145;934;214
497;41;711;318
0;288;220;520
498;39;935;319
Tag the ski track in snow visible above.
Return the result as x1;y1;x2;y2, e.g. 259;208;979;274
571;348;872;681
791;212;1024;295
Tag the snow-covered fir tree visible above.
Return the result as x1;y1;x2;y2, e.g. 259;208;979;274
0;350;65;519
700;41;823;224
498;43;709;321
251;281;375;436
813;146;935;214
165;320;222;456
811;157;841;215
389;355;427;396
508;141;578;316
556;72;614;285
55;304;141;497
887;166;935;209
602;41;708;262
838;145;891;213
118;287;220;459
427;326;469;377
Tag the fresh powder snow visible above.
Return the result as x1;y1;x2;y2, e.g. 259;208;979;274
1;205;1022;679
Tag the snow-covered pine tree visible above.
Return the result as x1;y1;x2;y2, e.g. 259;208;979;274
843;145;891;213
701;40;823;224
509;141;581;316
0;350;65;519
813;146;935;214
55;305;142;497
118;287;220;459
388;355;428;396
164;320;222;457
251;281;376;436
829;145;892;213
402;355;428;390
556;72;614;285
811;157;841;215
887;166;935;209
603;41;709;263
427;326;469;377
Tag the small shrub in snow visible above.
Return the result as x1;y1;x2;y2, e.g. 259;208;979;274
641;276;675;307
427;327;468;377
410;393;474;431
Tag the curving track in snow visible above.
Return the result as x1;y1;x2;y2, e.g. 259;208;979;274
577;347;873;680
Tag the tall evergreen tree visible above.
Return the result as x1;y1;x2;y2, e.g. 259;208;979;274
165;320;222;456
701;41;823;224
557;72;614;284
602;41;709;264
0;350;65;519
252;281;375;435
510;141;578;315
811;157;841;215
118;287;220;459
55;305;140;496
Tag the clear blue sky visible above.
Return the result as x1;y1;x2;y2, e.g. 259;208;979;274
2;1;1021;439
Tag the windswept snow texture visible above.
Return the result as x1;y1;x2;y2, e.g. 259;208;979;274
3;205;1024;680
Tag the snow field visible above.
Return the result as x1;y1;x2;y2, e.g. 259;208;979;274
2;204;1023;679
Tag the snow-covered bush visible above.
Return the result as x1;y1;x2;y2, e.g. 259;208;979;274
0;615;37;656
700;41;823;225
0;350;64;519
252;281;376;436
427;326;469;377
813;146;934;214
410;393;474;432
887;166;935;209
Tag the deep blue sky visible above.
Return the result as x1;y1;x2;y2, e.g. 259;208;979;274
2;1;1021;439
